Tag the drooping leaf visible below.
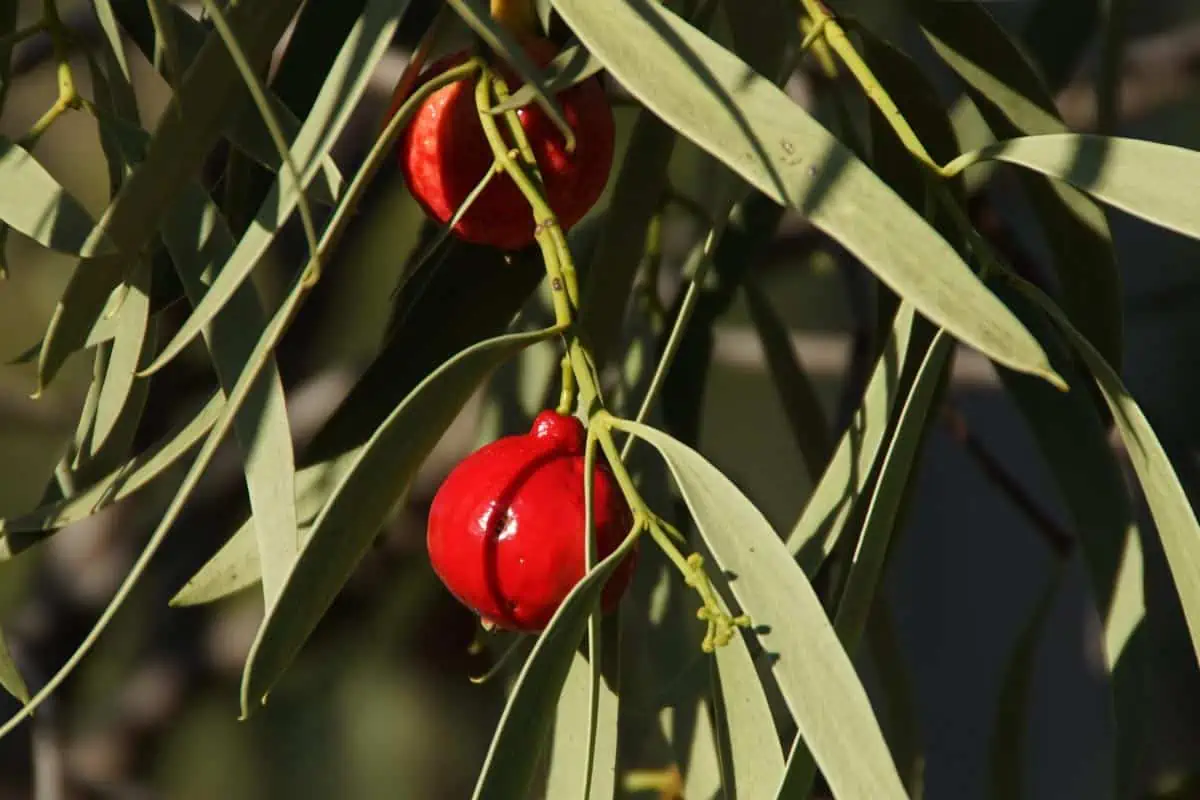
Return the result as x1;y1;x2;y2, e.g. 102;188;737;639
144;0;412;375
445;0;572;148
473;529;641;800
491;43;606;114
552;0;1061;387
744;273;831;482
0;629;27;704
614;420;907;799
955;133;1200;243
0;138;116;256
788;304;917;572
990;566;1063;800
913;0;1124;369
1017;279;1200;670
36;0;309;389
240;327;559;713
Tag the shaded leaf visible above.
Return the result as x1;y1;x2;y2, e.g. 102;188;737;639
241;326;559;713
614;420;907;799
914;0;1123;369
145;0;412;374
0;630;27;704
744;273;831;481
36;0;309;389
1017;278;1200;670
491;43;606;114
552;0;1060;386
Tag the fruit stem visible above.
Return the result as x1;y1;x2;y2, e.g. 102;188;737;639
475;68;748;652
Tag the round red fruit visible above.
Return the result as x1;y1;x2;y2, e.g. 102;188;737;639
427;410;636;632
396;37;615;251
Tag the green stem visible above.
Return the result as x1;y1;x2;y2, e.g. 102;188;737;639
474;65;748;650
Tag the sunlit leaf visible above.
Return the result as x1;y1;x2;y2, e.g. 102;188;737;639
955;133;1200;243
614;420;907;799
473;531;640;800
914;1;1123;369
36;0;309;389
552;0;1060;386
788;304;916;572
241;326;559;714
0;629;27;704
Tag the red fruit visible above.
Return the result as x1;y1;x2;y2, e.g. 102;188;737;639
396;37;615;251
427;410;636;632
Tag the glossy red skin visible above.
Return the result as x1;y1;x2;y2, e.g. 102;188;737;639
427;411;635;631
396;38;615;251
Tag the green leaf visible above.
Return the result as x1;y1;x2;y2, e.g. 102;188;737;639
490;43;606;114
445;0;573;149
0;138;116;256
240;326;559;714
0;393;220;549
472;531;641;800
613;420;907;800
743;273;831;482
710;619;786;797
169;455;352;606
110;0;343;202
955;133;1200;243
579;111;676;368
84;259;156;471
723;0;797;82
914;1;1124;369
144;0;411;375
833;331;952;650
788;304;917;572
36;0;308;389
990;566;1063;800
552;0;1060;387
0;629;27;704
1017;278;1200;670
992;281;1144;792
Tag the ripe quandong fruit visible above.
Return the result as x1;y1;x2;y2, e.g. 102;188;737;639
427;411;636;632
395;36;615;251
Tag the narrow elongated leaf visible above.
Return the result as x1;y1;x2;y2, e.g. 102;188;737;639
145;0;411;374
0;138;115;255
241;327;558;713
914;1;1123;368
170;454;353;606
86;260;156;470
990;566;1063;800
614;421;907;800
491;43;605;114
0;630;27;704
552;0;1060;386
1018;279;1200;668
109;0;343;201
744;274;831;481
993;281;1144;792
711;622;786;797
958;134;1200;243
445;0;571;146
788;304;916;572
0;393;220;546
473;531;640;800
579;111;676;368
37;0;308;389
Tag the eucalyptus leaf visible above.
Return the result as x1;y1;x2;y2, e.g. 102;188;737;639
552;0;1060;387
956;133;1200;243
614;420;907;799
240;326;559;714
0;630;27;704
145;0;411;375
490;43;605;114
914;1;1123;369
472;531;641;800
